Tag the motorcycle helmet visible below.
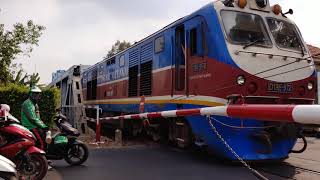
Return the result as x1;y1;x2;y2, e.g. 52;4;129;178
29;86;42;103
0;104;10;112
30;86;42;94
0;104;10;118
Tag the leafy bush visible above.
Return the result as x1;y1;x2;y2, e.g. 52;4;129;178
0;84;60;127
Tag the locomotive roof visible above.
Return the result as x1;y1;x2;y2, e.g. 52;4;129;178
84;0;298;73
83;2;215;73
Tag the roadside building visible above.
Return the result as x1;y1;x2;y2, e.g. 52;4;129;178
52;70;66;82
308;44;320;68
49;65;90;129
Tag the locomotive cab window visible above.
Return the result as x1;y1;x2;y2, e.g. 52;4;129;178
190;28;198;56
266;18;306;52
190;25;205;57
155;36;165;53
221;11;272;47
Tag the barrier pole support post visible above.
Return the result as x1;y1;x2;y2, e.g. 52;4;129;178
96;106;101;142
120;113;124;129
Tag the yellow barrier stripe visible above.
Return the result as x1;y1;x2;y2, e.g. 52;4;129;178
84;99;224;107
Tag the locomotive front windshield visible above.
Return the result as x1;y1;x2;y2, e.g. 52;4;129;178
221;11;271;46
267;18;306;52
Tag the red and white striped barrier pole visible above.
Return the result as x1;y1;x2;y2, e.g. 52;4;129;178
84;105;102;142
96;105;320;125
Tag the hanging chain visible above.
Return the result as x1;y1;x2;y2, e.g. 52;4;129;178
207;116;268;180
212;117;277;129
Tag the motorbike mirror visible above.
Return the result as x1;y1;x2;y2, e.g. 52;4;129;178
7;114;20;123
0;155;16;168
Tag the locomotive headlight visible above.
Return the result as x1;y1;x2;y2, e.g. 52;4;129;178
256;0;267;8
237;75;246;86
307;82;314;90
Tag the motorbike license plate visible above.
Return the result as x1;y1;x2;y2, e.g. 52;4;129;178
267;82;293;93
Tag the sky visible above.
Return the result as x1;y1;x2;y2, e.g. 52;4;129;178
0;0;319;84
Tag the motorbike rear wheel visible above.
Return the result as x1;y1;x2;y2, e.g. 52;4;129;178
17;154;48;180
64;143;89;166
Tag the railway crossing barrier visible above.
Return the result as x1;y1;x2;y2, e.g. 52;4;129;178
61;105;102;143
84;104;320;147
85;104;320;125
84;105;102;143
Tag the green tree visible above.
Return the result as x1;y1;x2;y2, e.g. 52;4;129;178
0;20;45;84
106;40;131;58
28;72;40;87
11;69;40;87
12;69;28;85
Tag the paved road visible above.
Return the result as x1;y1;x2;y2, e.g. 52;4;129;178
45;138;320;180
45;145;284;180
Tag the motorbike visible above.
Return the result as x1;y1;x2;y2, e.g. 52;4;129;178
0;155;17;180
45;112;88;166
0;105;48;180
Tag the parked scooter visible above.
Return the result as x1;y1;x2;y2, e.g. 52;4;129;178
45;112;89;165
0;104;48;180
0;155;17;180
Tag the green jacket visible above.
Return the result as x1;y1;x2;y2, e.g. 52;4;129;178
21;98;47;130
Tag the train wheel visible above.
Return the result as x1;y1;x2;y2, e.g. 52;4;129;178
151;132;161;142
169;118;192;148
147;123;161;142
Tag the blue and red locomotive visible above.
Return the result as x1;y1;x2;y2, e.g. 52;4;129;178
82;0;317;161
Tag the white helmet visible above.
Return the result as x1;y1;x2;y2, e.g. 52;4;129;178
0;104;10;112
30;86;42;93
0;104;10;117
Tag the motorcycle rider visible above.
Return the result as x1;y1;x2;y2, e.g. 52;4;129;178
21;86;48;150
